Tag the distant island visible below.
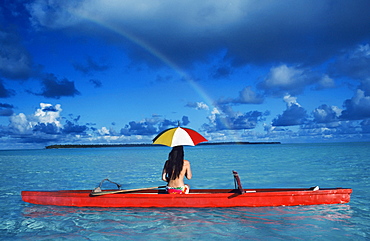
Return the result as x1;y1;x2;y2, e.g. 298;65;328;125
45;142;281;149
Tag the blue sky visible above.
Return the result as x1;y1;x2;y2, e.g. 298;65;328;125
1;1;370;149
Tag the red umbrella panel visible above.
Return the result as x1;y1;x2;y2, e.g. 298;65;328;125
152;127;208;147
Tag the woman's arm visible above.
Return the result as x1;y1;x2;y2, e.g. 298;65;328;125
185;160;192;180
162;161;168;182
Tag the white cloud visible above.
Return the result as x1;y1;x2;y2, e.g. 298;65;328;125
34;103;62;127
27;1;83;29
98;126;110;135
207;107;220;124
259;65;318;96
317;75;335;89
185;102;209;110
272;96;307;126
9;113;31;134
266;65;304;88
283;95;300;107
217;86;264;105
353;89;370;105
312;104;342;123
238;86;264;104
195;102;209;110
354;43;370;58
8;103;62;134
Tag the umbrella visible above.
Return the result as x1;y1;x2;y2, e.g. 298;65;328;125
152;127;208;147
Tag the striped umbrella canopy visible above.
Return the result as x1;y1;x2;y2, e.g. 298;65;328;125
152;127;208;147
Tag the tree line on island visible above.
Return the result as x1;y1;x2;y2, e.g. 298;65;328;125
45;142;281;149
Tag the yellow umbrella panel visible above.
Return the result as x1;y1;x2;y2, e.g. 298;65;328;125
152;127;207;147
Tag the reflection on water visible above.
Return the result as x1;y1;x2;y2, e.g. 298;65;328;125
16;204;354;240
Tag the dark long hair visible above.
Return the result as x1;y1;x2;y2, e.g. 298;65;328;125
165;146;184;180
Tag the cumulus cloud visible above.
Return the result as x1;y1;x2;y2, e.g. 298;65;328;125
315;75;336;90
0;103;193;147
29;73;80;99
217;86;264;105
33;123;59;135
3;103;92;145
298;120;362;141
341;89;370;120
62;119;89;134
8;113;30;135
8;103;62;135
186;102;209;110
8;108;187;146
26;1;370;68
97;126;111;136
274;99;370;141
203;105;267;132
272;95;307;126
120;121;158;136
237;87;264;104
258;65;320;96
120;116;189;136
312;104;341;123
34;103;63;127
324;44;370;122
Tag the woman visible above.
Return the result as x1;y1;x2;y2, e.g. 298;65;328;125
162;145;192;194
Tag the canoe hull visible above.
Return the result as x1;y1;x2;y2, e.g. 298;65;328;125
21;188;352;208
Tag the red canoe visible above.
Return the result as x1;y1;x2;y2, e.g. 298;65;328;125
21;187;352;208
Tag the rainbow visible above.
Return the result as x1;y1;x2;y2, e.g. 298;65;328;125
74;12;215;110
72;10;240;140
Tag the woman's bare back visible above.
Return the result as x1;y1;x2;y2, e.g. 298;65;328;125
162;160;192;187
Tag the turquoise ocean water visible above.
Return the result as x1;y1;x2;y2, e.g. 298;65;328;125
0;142;369;240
